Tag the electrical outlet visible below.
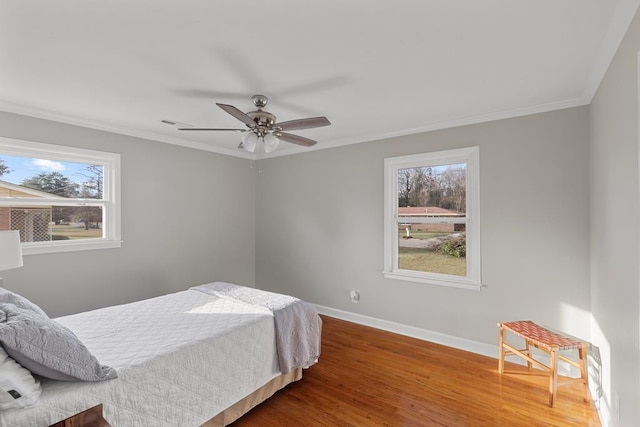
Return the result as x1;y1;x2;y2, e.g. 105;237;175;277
349;290;360;303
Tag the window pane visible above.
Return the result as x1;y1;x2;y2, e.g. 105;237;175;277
1;137;120;254
8;206;103;242
384;147;479;288
0;154;104;199
398;222;466;276
397;163;466;214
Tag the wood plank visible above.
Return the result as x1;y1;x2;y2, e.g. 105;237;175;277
49;404;110;427
231;316;601;426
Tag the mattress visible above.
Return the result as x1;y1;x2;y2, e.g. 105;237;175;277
0;286;286;427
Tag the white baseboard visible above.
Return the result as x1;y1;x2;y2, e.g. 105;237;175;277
314;305;497;358
315;305;580;377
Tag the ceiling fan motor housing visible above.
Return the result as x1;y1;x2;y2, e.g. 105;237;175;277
247;110;276;134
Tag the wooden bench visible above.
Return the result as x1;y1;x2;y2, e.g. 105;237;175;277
498;320;589;407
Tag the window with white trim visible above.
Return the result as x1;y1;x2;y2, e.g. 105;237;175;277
384;146;480;290
0;137;121;255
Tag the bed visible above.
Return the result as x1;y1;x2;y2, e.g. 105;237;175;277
0;282;322;427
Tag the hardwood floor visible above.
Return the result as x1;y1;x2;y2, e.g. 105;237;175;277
232;315;601;426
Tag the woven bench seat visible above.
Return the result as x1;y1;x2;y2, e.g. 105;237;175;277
498;320;589;407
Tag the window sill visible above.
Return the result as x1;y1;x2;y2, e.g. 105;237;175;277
383;271;482;291
22;239;122;255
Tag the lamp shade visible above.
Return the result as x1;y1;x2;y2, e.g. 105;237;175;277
0;230;23;271
241;132;258;153
263;133;280;153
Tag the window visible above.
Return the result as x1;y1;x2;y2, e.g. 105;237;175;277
0;137;121;255
383;146;480;290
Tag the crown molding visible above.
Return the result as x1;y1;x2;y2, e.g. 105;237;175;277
0;95;597;160
264;96;590;158
0;100;254;159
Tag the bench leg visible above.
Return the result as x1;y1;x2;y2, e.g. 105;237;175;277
549;349;558;407
579;344;590;402
498;324;505;374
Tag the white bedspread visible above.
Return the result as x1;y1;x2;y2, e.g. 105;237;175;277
0;286;291;427
191;282;322;373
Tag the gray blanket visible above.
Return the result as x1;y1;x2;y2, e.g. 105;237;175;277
191;282;322;374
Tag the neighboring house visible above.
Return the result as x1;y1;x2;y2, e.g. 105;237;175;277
0;179;65;242
398;206;465;233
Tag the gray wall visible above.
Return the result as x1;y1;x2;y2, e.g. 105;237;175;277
256;106;591;346
589;6;640;426
4;20;638;422
0;111;256;317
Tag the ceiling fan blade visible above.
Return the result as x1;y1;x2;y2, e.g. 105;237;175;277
276;116;331;131
178;127;245;131
216;103;256;127
276;132;318;147
162;119;196;127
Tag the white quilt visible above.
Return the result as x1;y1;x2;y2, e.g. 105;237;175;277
0;286;289;427
191;282;322;373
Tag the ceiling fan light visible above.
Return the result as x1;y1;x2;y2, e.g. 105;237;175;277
241;132;258;153
263;133;280;153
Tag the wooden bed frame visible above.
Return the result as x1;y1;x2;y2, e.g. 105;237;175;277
50;404;110;427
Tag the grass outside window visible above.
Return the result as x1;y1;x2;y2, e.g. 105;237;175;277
51;224;102;240
398;247;466;276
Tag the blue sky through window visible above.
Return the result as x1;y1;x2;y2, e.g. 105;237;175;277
0;154;96;186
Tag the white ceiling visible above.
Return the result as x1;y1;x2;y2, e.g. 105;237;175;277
1;0;638;158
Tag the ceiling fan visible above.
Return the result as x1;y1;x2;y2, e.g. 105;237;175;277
172;94;331;153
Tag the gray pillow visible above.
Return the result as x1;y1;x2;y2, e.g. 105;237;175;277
0;288;117;382
0;288;47;317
